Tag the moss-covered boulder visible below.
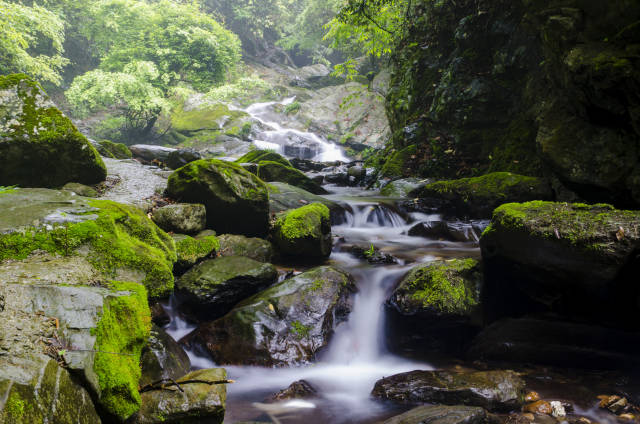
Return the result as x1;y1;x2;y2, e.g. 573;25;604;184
62;182;99;197
166;159;270;237
185;266;355;366
236;149;292;167
380;178;430;197
380;145;418;179
177;256;278;320
372;369;525;412
152;203;207;235
384;405;488;424
257;161;327;195
409;172;553;218
0;74;107;187
218;234;274;262
135;368;227;424
480;201;640;327
267;182;343;218
139;325;191;387
172;233;220;274
271;203;332;259
386;259;482;355
95;140;132;159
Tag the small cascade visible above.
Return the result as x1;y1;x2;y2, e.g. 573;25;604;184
346;204;407;228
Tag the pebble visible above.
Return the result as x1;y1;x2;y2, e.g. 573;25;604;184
525;391;541;402
550;401;566;418
523;400;552;415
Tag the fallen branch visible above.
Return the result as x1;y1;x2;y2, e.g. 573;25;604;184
139;378;235;393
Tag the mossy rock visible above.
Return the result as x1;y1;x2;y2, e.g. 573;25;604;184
61;182;99;197
152;203;207;235
384;405;488;424
236;149;292;167
266;182;343;218
480;201;640;325
166;159;270;237
380;145;417;179
186;266;356;366
257;161;327;195
96;140;133;159
0;74;107;187
0;188;177;298
172;233;220;274
380;178;430;197
176;256;278;320
217;234;274;262
271;203;332;259
409;172;553;218
139;325;191;387
164;102;248;146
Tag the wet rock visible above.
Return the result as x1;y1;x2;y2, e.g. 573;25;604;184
185;266;356;366
271;203;332;259
0;74;106;187
166;159;270;237
152;203;207;235
172;233;220;274
289;158;326;172
236;149;292;167
372;369;525;412
62;182;99;197
380;178;430;197
344;244;398;264
347;165;366;181
271;380;318;401
468;317;640;370
135;368;227;424
140;325;191;387
218;234;274;263
523;401;552;415
151;302;170;327
166;148;202;170
130;144;177;163
550;401;566;418
524;392;541;403
408;220;485;243
480;202;640;327
267;182;343;219
599;395;630;415
177;256;278;320
409;173;553;219
324;170;350;186
383;405;488;424
257;160;327;195
95;139;132;159
386;259;482;355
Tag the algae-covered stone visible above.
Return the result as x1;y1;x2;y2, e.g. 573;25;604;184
218;234;274;262
186;266;355;366
384;405;488;424
62;182;99;197
166;159;270;237
140;325;191;387
272;203;332;258
236;149;292;167
177;256;278;319
0;188;177;298
380;178;430;197
381;145;417;179
166;148;202;170
409;172;553;218
95;140;132;159
480;201;640;325
267;182;342;218
135;368;227;424
172;233;219;274
152;203;207;235
257;160;327;195
372;369;525;412
0;74;107;187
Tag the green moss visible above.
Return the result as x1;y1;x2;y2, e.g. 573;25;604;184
274;203;330;240
407;259;479;315
284;101;301;115
170;103;245;133
0;199;176;298
257;161;325;195
175;234;219;263
290;320;311;339
96;140;132;159
381;145;417;178
310;279;324;291
427;172;540;198
93;281;151;421
5;393;26;420
236;150;292;167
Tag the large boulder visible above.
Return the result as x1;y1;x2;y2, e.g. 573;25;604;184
480;201;640;326
384;405;488;424
184;266;356;366
0;74;106;187
166;159;270;237
271;203;332;258
172;233;220;274
386;259;482;355
140;325;191;387
135;368;227;424
129;144;176;163
152;203;207;235
409;173;553;218
0;188;177;298
236;149;292;167
218;234;274;262
372;369;525;412
257;161;327;195
95;140;132;159
176;256;278;320
166;148;202;170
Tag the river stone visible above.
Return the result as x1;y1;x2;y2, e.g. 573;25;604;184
236;149;292;167
129;144;177;163
172;233;220;274
0;359;101;424
166;159;270;237
140;325;191;387
0;74;106;188
480;201;640;326
408;221;486;243
185;266;356;366
176;256;278;320
95;140;132;159
267;182;343;219
218;234;274;262
409;172;553;218
384;405;488;424
135;368;227;424
380;178;430;197
166;148;202;170
257;160;327;195
152;203;207;235
271;380;318;401
372;369;525;412
62;182;99;197
271;203;332;258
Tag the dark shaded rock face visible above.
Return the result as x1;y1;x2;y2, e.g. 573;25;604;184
140;325;191;387
480;202;640;328
372;369;525;412
176;256;278;320
184;266;356;367
166;148;202;170
217;234;274;263
384;0;640;208
271;380;318;401
384;405;488;424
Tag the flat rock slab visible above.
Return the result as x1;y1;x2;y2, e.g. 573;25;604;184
384;405;488;424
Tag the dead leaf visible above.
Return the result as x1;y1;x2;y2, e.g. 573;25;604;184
616;227;625;241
